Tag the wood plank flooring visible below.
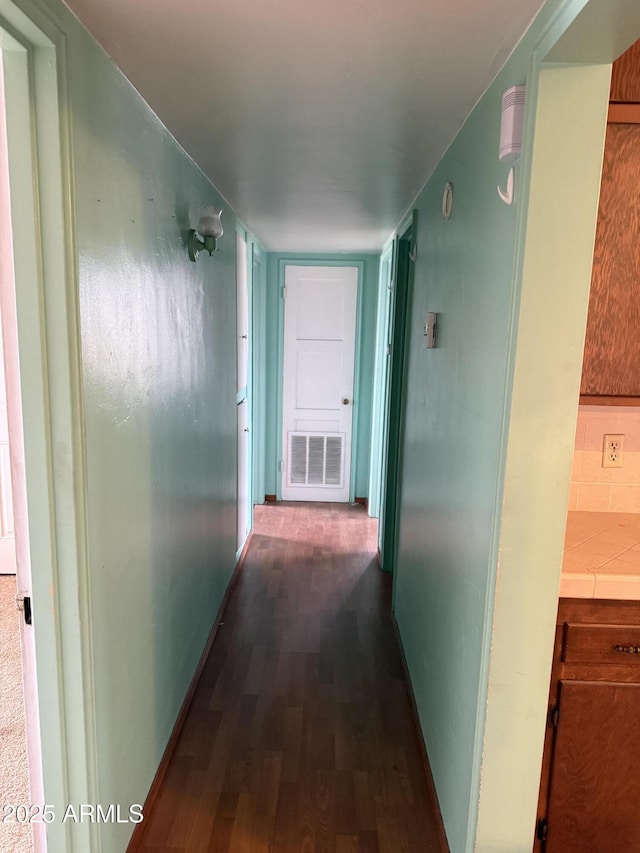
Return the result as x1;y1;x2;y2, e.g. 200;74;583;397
136;503;443;853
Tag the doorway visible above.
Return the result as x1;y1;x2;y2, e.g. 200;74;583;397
280;264;359;502
0;37;42;853
0;10;98;852
0;306;30;849
236;229;250;552
0;211;30;851
378;214;416;574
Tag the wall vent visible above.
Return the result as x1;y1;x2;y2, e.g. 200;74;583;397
288;432;344;487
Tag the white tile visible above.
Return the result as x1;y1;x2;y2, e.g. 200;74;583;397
584;411;622;451
580;451;612;484
559;573;595;598
610;485;640;513
592;573;640;600
576;484;611;512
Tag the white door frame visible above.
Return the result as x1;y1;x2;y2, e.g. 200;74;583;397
275;259;364;503
236;228;250;554
0;4;98;851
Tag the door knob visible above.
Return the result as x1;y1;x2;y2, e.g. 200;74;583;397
342;398;350;405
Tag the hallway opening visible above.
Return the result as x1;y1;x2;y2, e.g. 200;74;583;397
129;503;444;853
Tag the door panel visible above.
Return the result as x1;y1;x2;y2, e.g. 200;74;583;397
236;231;248;394
380;221;414;573
237;399;249;549
581;122;640;395
0;313;15;574
282;265;357;502
236;232;250;548
546;680;640;852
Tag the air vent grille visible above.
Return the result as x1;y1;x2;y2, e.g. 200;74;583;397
290;435;308;484
288;433;344;488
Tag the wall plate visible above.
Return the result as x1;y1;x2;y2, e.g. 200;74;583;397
424;312;437;348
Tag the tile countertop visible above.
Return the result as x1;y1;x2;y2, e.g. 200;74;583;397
561;511;640;599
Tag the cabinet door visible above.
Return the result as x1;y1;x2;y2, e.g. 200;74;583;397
580;122;640;396
546;680;640;852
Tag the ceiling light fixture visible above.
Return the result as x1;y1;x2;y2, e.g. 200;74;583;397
187;207;223;261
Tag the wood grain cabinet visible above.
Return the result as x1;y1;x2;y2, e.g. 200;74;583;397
535;599;640;852
580;120;640;398
580;38;640;401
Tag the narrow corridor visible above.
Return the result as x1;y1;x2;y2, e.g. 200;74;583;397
135;503;442;852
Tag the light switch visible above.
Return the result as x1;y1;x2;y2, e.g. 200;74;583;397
424;312;437;348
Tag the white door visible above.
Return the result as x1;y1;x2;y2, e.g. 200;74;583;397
236;232;250;550
282;265;358;502
237;399;249;550
0;52;45;851
0;313;16;574
236;231;249;393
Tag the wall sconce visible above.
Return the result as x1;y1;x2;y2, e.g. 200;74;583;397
188;207;223;261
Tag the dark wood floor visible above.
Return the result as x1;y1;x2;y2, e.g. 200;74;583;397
135;502;443;853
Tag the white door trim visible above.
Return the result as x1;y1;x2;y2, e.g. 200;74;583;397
0;6;98;851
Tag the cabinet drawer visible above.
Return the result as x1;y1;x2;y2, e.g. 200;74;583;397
562;623;640;664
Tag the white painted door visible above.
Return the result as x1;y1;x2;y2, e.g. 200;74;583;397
237;399;249;550
236;232;250;550
236;231;249;393
0;313;15;574
282;265;358;502
0;53;45;851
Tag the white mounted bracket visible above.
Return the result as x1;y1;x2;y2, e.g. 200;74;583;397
497;167;515;205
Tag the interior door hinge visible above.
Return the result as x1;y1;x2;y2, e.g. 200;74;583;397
536;818;548;843
15;592;32;625
548;704;559;728
279;460;284;473
282;285;286;300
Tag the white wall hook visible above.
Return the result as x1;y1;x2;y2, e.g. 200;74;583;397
497;167;515;205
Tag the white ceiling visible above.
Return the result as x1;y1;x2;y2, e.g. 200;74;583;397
63;0;546;252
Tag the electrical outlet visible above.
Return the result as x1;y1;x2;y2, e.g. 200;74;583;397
602;434;624;468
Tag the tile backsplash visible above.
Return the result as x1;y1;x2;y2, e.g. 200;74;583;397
570;406;640;512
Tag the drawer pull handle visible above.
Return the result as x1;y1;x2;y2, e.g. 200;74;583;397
614;644;640;655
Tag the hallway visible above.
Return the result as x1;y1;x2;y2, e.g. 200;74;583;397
134;503;443;852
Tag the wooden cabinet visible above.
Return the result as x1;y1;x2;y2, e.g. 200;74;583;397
580;39;640;401
610;39;640;104
535;599;640;852
580;120;640;397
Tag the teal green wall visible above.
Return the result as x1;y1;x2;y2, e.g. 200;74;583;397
260;253;379;501
390;2;609;851
14;2;257;849
77;51;237;853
